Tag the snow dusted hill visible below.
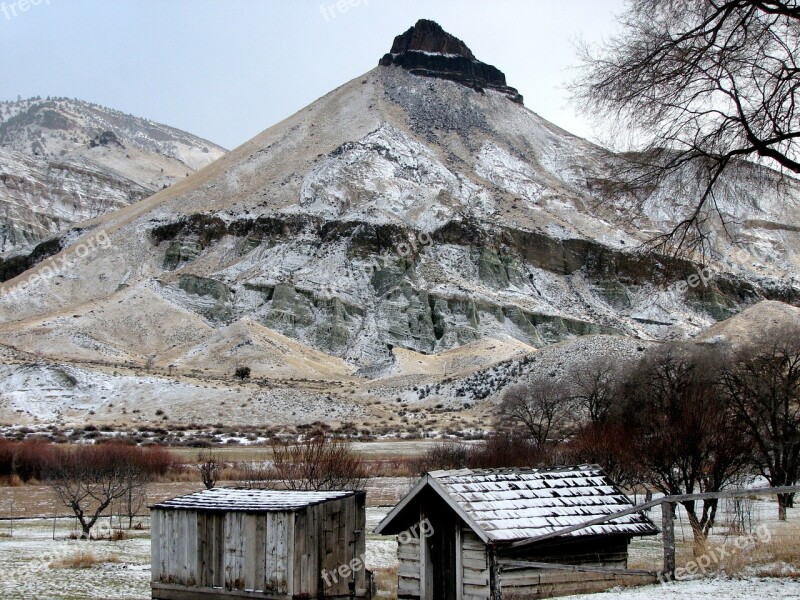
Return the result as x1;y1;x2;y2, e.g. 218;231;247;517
0;97;226;255
0;21;799;428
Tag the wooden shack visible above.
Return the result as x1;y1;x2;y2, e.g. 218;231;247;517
150;488;370;599
375;465;658;600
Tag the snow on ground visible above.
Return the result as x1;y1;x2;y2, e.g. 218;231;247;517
0;492;798;599
0;518;151;600
561;578;800;599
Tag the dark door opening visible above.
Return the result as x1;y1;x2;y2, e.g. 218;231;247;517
428;510;457;600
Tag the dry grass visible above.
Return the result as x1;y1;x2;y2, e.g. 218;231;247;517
373;567;398;600
110;529;128;541
0;474;22;487
676;523;800;579
49;550;121;569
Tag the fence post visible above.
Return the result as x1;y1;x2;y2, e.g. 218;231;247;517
662;499;675;580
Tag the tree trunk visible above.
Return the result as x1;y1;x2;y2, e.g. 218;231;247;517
80;521;92;539
682;502;708;556
778;493;788;521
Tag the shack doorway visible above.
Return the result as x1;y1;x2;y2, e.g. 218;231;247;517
425;496;458;600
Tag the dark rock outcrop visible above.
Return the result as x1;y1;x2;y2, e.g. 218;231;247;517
379;19;523;104
89;130;124;149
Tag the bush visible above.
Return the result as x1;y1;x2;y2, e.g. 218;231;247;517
271;434;371;491
0;441;174;485
415;432;550;474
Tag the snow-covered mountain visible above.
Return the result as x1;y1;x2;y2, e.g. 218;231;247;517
0;20;798;429
0;97;226;256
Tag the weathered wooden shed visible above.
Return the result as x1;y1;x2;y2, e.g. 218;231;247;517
151;488;369;600
375;465;658;600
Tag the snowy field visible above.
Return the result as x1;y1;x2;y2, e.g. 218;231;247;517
0;518;151;600
0;494;798;598
562;578;800;599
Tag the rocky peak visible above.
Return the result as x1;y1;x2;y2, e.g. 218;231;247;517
379;19;523;104
387;19;476;59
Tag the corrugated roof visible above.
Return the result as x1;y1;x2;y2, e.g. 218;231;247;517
151;488;355;512
375;465;658;543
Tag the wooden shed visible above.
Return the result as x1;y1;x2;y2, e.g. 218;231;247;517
375;465;658;600
150;488;370;600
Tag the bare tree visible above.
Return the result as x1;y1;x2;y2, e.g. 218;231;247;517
197;450;222;490
497;380;574;447
47;444;146;539
572;356;622;425
722;325;800;519
122;485;147;530
574;0;800;253
270;434;371;491
620;343;750;550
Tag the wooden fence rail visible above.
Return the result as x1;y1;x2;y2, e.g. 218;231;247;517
507;484;800;580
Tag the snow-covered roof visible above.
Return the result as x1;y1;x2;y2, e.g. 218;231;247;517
375;465;658;544
151;488;356;513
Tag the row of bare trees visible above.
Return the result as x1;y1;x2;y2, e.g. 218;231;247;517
491;324;800;548
1;441;172;538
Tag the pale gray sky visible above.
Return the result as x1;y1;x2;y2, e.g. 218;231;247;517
0;0;625;149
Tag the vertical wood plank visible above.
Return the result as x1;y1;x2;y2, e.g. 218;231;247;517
197;512;209;587
662;500;676;579
244;514;257;591
214;513;225;588
254;515;266;592
420;506;430;600
278;512;289;595
294;510;307;595
488;546;502;600
455;525;463;600
166;510;176;584
178;512;188;585
151;510;162;583
286;511;295;596
265;512;277;591
187;512;198;586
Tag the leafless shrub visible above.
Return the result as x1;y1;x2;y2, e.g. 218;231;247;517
572;356;622;425
270;434;371;491
414;441;471;473
415;432;553;474
497;380;574;446
197;450;222;490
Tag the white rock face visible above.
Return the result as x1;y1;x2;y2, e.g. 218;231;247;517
0;68;798;427
0;97;226;255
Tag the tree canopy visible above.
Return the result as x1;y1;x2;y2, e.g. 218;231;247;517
575;0;800;252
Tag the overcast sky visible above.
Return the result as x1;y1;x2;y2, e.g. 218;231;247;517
0;0;625;150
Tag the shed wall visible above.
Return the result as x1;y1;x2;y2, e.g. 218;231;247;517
460;528;490;600
397;535;421;598
498;536;644;598
152;493;367;599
